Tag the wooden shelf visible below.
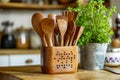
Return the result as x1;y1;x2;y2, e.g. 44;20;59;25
0;2;76;10
0;1;109;10
0;49;40;55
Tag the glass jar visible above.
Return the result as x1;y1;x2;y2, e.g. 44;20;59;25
16;26;29;49
29;29;41;49
1;21;16;48
0;31;3;48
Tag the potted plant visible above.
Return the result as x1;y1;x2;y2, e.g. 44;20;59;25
68;0;116;69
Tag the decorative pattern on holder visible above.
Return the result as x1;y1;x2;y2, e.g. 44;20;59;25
41;46;78;74
53;50;76;71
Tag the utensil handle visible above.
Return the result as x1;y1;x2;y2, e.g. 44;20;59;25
72;40;77;46
64;35;70;46
60;36;64;46
54;35;59;46
46;35;53;47
42;35;47;47
69;31;75;46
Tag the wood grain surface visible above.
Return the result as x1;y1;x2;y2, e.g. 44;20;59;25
0;2;76;10
0;65;120;80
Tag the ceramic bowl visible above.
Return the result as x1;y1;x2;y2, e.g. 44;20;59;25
105;52;120;66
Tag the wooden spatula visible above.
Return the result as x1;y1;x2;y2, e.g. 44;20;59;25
41;18;55;47
68;11;74;21
73;12;78;21
31;13;47;47
72;26;84;46
56;15;68;46
64;20;75;46
62;11;78;22
68;25;76;46
62;10;68;18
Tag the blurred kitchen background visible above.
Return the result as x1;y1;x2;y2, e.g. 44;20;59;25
0;0;119;67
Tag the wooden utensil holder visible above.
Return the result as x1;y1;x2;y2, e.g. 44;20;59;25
41;46;78;74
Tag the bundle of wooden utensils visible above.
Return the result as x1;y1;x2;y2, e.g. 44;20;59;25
31;11;84;47
31;11;84;74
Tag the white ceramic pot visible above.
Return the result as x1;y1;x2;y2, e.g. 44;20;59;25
105;52;120;66
30;31;41;49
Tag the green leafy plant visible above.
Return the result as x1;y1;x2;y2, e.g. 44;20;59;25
68;0;116;46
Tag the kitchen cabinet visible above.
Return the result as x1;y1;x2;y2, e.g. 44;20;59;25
10;54;41;66
0;49;41;67
0;55;9;66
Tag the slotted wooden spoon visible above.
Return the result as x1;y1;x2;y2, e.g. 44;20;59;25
62;11;74;21
62;11;78;22
56;15;68;46
31;13;47;47
62;10;69;19
41;18;55;47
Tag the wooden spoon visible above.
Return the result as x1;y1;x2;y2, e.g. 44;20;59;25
41;18;55;47
48;13;56;20
31;13;47;47
56;15;68;46
48;13;59;46
54;24;59;46
72;26;84;46
64;20;75;46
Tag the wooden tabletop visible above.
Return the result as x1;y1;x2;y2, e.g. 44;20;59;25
0;66;120;80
